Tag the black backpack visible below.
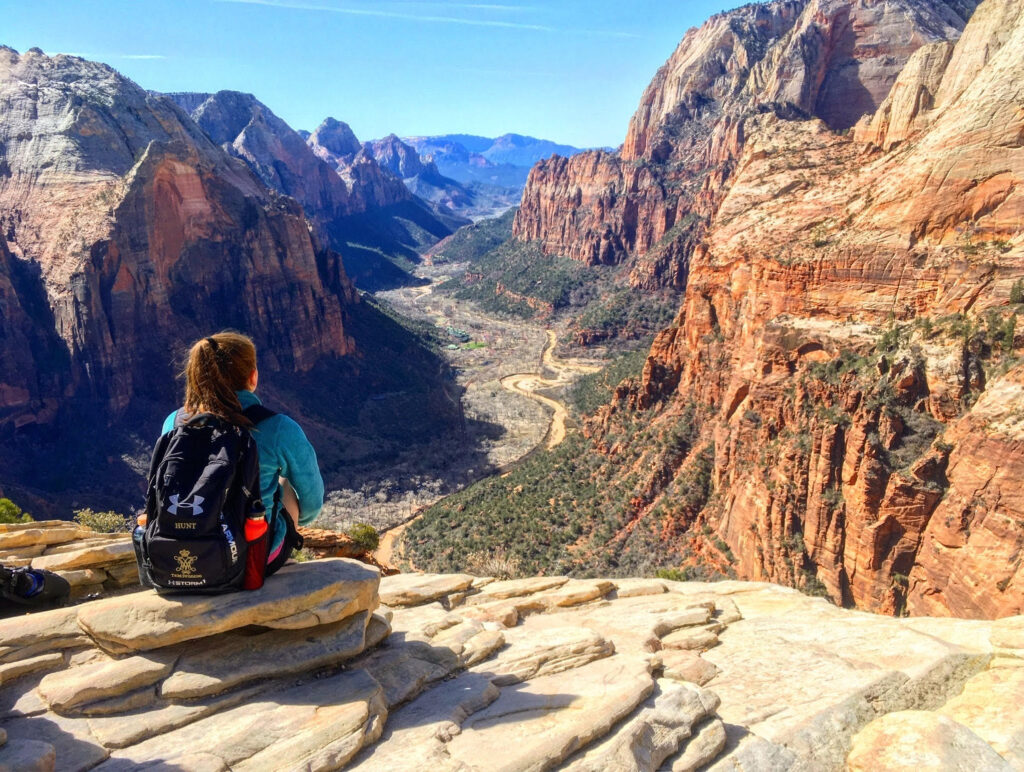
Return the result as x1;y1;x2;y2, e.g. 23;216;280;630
136;404;276;593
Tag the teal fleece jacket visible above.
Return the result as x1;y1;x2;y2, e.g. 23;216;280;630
161;391;324;555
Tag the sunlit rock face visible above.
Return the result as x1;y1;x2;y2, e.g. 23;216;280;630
1;567;1020;770
513;0;977;284
0;47;357;430
517;0;1023;619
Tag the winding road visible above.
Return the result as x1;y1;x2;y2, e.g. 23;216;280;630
374;327;601;566
499;330;601;450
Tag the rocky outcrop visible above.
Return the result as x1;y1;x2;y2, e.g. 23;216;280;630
170;91;357;227
305;119;413;211
0;48;357;432
309;117;362;161
1;567;1019;771
365;134;430;179
570;0;1023;618
0;520;138;599
513;0;977;285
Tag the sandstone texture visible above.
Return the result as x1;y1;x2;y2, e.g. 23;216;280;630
514;0;976;278
0;521;138;598
0;566;1021;770
503;0;1024;619
0;48;357;435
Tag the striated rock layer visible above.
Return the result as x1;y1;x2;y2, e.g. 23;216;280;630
571;0;1024;618
451;0;1024;619
0;568;1019;771
0;48;356;432
513;0;977;287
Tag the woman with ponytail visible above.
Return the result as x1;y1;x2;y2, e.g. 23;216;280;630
148;331;324;574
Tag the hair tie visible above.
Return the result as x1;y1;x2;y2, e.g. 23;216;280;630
206;336;219;351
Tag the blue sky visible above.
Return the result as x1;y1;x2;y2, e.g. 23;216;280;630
5;0;733;148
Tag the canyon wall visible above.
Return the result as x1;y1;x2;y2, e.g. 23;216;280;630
578;0;1023;618
481;0;1023;618
0;48;356;428
513;0;978;290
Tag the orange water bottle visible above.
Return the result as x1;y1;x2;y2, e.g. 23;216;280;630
243;512;269;590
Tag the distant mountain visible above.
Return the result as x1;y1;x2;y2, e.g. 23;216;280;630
168;93;467;291
358;134;520;221
402;134;586;189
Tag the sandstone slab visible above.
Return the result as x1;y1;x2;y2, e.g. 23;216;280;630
656;649;720;686
446;655;655;771
348;671;499;771
38;654;173;712
939;667;1024;767
0;653;64;686
473;576;569;600
379;572;474;607
0;713;108;771
613;579;668;598
0;527;92;551
665;716;728;772
661;628;720;652
30;541;134;572
478;626;614;686
701;585;993;769
85;685;268;750
846;711;1013;771
0;606;86;658
77;558;379;652
563;680;721;772
0;738;56;772
100;668;386;770
991;615;1024;653
161;610;369;699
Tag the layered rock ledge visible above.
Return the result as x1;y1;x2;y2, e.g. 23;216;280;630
0;565;1020;770
0;521;138;599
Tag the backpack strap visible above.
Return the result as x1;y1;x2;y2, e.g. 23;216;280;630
242;404;278;426
241;404;282;520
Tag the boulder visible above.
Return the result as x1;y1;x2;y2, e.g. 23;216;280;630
846;711;1013;771
77;559;379;652
379;572;474;607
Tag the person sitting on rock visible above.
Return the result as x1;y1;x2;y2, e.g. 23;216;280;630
140;331;323;574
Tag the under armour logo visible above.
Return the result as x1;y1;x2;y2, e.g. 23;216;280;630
168;494;204;516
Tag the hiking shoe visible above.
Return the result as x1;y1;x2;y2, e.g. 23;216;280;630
0;566;71;614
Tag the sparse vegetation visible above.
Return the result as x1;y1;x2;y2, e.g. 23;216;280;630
569;343;650;416
464;548;522;579
1010;278;1024;305
73;508;131;533
345;522;380;552
0;498;33;524
441;239;601;318
429;208;516;264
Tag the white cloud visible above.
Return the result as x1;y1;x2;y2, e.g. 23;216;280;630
214;0;640;36
215;0;556;31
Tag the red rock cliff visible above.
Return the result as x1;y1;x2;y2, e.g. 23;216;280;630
513;0;977;290
0;48;357;429
561;0;1022;618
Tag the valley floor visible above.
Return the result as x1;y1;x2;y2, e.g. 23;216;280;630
322;262;603;542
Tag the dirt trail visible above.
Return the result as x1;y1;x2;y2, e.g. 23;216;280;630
500;330;601;450
374;329;600;567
